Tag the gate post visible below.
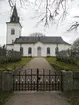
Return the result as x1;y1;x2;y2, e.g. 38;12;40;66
2;71;13;91
37;68;39;91
61;70;73;91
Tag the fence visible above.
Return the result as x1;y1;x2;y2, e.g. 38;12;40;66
13;69;63;91
0;70;79;91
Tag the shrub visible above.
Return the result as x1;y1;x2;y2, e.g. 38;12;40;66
7;56;21;62
0;56;8;64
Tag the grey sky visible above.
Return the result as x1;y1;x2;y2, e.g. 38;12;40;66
0;0;79;45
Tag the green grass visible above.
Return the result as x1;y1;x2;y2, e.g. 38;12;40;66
0;91;12;105
61;90;79;105
46;57;79;71
0;57;32;70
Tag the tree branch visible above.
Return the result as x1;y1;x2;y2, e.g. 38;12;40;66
67;22;79;32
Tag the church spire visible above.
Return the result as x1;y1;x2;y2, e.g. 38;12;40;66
10;6;20;23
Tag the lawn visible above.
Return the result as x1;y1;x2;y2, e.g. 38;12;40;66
61;90;79;105
46;57;79;71
0;57;32;70
0;91;12;105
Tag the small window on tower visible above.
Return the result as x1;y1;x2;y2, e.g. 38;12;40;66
11;29;15;35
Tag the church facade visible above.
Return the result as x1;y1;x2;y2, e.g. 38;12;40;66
6;6;71;57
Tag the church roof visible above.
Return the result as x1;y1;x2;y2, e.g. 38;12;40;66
14;36;70;45
10;6;20;23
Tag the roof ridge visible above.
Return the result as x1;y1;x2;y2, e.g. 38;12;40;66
14;36;70;45
19;36;62;37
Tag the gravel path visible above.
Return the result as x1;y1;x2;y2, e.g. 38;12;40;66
24;57;54;70
5;91;70;105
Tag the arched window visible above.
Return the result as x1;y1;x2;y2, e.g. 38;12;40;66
47;47;50;54
11;29;15;35
28;47;32;54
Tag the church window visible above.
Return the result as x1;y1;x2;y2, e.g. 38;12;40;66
47;47;50;54
11;29;15;35
28;47;32;54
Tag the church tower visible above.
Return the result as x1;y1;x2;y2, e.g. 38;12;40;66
6;6;22;44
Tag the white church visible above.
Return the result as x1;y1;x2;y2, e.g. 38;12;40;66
6;6;71;57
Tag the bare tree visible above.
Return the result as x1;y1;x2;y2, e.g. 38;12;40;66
67;17;79;32
6;0;70;26
1;0;78;28
34;0;69;26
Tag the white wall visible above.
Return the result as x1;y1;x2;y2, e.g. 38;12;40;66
14;44;20;51
21;44;34;56
6;23;22;44
20;42;57;57
19;42;71;57
58;44;71;51
6;45;14;50
6;42;71;57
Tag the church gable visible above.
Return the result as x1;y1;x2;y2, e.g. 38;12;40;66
35;41;44;46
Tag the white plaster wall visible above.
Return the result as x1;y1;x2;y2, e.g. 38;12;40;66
14;44;20;51
21;44;34;56
58;44;71;51
6;23;22;44
44;44;56;56
6;45;14;50
21;43;71;57
34;42;44;56
6;42;71;57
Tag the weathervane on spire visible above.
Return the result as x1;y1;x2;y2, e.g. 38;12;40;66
8;0;16;8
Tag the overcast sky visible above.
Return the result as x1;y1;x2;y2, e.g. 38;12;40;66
0;0;79;45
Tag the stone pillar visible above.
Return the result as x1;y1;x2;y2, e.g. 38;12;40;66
73;71;79;90
62;70;73;91
2;71;13;91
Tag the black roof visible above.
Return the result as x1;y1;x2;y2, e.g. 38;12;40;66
14;36;70;45
10;6;20;23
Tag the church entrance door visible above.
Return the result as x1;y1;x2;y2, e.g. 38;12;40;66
37;47;41;56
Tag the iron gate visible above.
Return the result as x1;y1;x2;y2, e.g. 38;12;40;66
13;69;63;91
